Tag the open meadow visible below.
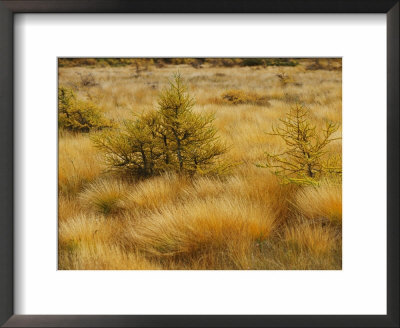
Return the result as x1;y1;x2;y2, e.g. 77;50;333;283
58;58;342;270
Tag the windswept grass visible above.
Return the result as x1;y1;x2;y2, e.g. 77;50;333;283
283;218;340;256
58;132;104;196
294;180;342;224
58;214;162;270
132;197;275;253
123;173;189;212
79;179;130;215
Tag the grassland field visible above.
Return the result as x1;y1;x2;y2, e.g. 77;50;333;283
58;59;342;270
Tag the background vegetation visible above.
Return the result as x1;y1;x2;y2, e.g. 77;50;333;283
58;58;342;270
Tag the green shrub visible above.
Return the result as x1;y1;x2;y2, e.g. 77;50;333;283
58;58;98;67
77;72;96;87
206;58;238;67
58;87;110;133
265;58;298;67
93;74;229;178
258;104;341;185
241;58;265;67
276;72;294;87
222;89;270;106
92;111;164;178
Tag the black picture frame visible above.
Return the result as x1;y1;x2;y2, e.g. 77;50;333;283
0;1;398;327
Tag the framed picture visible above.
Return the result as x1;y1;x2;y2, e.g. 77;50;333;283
0;1;398;327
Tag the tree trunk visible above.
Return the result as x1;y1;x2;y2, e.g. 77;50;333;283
163;135;169;164
307;164;314;177
173;130;184;171
140;145;148;174
176;140;183;171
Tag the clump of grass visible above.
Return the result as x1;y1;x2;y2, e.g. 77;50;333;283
283;219;339;256
221;89;270;106
128;197;276;266
59;214;106;246
182;176;227;200
58;133;104;196
250;221;341;270
58;196;84;222
79;179;130;215
233;168;298;224
294;180;342;224
123;173;189;211
60;242;163;270
58;213;163;270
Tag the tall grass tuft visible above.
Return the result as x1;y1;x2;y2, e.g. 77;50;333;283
294;180;342;224
79;179;130;215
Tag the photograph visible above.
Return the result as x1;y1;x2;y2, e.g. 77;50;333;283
58;57;342;270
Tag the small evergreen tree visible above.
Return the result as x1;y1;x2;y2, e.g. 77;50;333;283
258;104;341;185
58;86;110;132
92;111;163;177
93;74;228;178
158;73;227;175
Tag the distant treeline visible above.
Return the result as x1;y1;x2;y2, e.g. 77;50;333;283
58;58;300;68
58;58;341;71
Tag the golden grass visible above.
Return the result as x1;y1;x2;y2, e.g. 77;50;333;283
58;133;104;196
283;219;339;256
294;180;342;224
124;196;276;269
123;173;189;212
58;214;162;270
58;61;342;270
221;89;270;106
79;179;130;215
60;243;162;270
58;195;84;223
132;197;275;254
